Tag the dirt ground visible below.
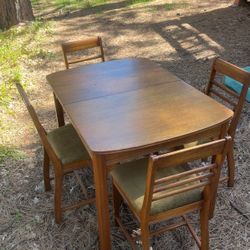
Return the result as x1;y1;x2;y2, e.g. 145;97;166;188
1;0;250;249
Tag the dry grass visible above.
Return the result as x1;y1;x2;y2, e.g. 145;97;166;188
1;0;250;249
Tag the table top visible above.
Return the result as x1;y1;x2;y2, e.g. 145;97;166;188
47;58;233;154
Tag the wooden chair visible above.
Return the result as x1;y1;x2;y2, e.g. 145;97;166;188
57;37;105;126
205;58;250;187
111;137;231;250
16;82;95;224
61;36;105;69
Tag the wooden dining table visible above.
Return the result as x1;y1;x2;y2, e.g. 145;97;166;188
47;58;233;249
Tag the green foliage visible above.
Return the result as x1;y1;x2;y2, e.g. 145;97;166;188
0;20;53;112
0;20;54;162
14;210;23;222
164;1;189;11
32;0;159;13
55;0;108;9
0;145;26;163
127;0;151;6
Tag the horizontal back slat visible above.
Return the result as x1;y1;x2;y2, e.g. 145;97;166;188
68;55;102;65
212;80;240;99
152;139;226;169
153;171;214;194
154;164;216;185
210;89;237;108
214;58;250;85
62;37;100;53
152;181;210;201
155;163;216;184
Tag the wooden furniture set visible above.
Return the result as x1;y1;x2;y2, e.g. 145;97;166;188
46;56;233;250
16;36;250;249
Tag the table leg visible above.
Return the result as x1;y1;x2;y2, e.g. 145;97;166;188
53;93;65;127
92;154;111;250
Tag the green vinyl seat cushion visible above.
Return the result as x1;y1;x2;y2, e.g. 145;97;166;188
184;139;210;149
111;158;203;216
47;124;90;165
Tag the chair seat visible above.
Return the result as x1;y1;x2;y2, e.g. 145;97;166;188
47;124;90;165
111;158;203;216
184;139;210;149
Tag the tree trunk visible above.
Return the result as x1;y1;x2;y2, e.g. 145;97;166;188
18;0;34;21
0;0;34;30
234;0;248;6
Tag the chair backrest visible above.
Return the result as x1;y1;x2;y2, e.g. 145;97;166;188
61;36;105;69
141;137;231;218
15;83;59;164
205;58;250;138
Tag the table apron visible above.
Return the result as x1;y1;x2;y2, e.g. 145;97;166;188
102;123;228;167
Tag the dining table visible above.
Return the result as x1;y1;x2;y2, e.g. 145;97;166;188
46;58;233;249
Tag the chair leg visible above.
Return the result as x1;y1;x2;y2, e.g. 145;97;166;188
227;144;235;187
141;223;150;250
200;205;209;250
74;170;88;197
112;182;123;226
43;148;51;191
54;172;63;224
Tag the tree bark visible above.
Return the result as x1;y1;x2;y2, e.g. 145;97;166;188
0;0;34;30
18;0;34;21
0;0;18;30
234;0;248;6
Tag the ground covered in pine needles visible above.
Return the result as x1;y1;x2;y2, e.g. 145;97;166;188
1;0;250;249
